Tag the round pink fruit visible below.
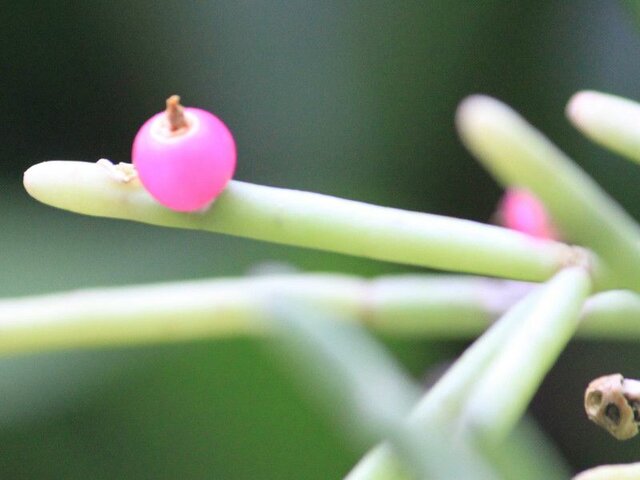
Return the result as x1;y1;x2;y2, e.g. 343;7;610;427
132;95;236;212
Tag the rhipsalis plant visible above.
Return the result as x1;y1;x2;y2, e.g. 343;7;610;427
16;90;640;478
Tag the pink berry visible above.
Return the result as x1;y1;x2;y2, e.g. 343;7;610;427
132;95;236;212
498;189;558;240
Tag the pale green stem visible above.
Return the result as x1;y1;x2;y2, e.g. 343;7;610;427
567;90;640;165
346;415;572;480
345;445;408;480
2;272;640;358
409;285;543;423
346;277;544;480
488;415;570;480
580;289;640;340
272;303;498;480
573;462;640;480
458;267;591;443
0;273;530;356
24;160;583;282
347;268;591;479
456;95;640;291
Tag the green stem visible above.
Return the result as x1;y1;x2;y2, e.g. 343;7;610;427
347;268;592;479
24;160;584;282
579;290;640;340
573;462;640;480
345;445;407;480
456;95;640;291
489;415;570;480
346;276;545;480
0;273;527;356
271;303;498;480
567;90;640;165
458;267;591;443
350;417;569;480
3;271;640;357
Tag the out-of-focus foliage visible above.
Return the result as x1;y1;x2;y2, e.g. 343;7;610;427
3;2;640;477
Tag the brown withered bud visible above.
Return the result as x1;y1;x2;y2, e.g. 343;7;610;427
585;374;640;440
165;95;188;132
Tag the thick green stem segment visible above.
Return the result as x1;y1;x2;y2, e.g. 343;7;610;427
345;445;408;480
348;415;570;480
0;274;528;356
350;268;590;479
25;161;578;282
273;303;498;480
456;95;640;291
580;290;640;340
346;278;544;480
3;271;640;359
567;91;640;165
459;267;591;443
573;462;640;480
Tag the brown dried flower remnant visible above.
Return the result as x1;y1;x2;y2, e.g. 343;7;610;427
584;374;640;440
165;95;188;132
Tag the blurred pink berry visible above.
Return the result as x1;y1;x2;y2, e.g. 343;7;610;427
498;189;558;240
132;95;236;212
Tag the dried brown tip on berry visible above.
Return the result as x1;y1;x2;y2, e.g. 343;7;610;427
165;95;188;131
584;374;640;440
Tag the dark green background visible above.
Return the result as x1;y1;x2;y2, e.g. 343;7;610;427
3;2;640;477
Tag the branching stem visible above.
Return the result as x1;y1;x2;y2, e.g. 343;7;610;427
23;161;602;285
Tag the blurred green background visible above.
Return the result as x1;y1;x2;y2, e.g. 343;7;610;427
3;1;640;477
